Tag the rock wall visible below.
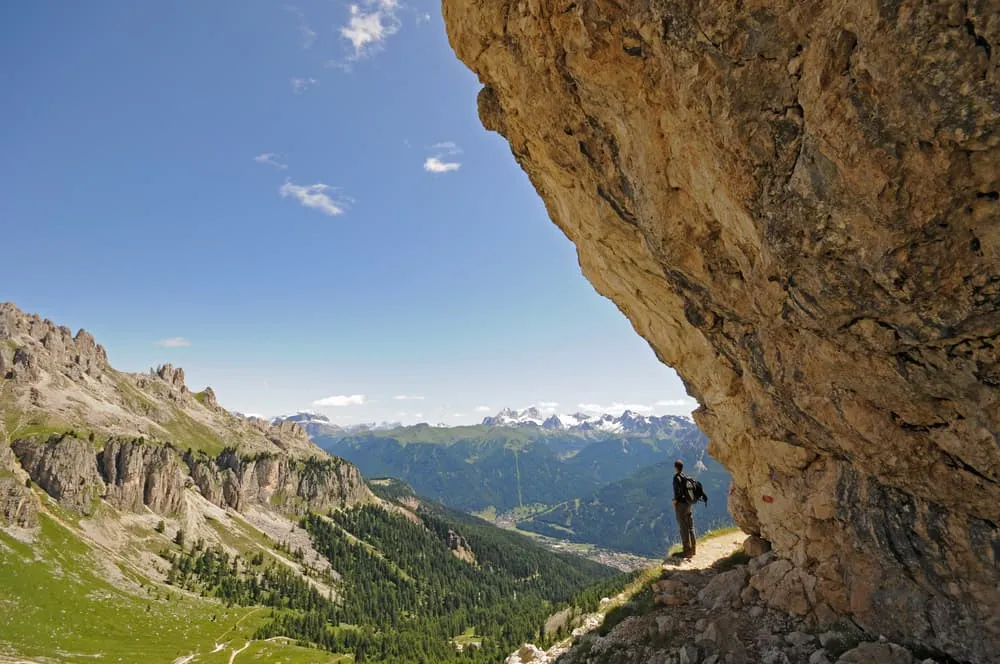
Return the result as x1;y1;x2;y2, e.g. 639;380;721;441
0;442;38;528
9;435;372;519
443;1;999;660
187;449;372;515
12;436;105;514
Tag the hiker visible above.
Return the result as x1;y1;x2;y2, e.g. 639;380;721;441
672;460;696;559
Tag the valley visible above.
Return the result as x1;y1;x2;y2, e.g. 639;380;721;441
0;304;633;663
300;408;732;559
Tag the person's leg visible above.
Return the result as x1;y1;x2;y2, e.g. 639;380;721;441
673;503;689;556
678;503;694;556
687;505;696;556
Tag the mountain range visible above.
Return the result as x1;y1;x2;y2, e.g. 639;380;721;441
272;406;696;438
299;406;731;557
0;303;619;663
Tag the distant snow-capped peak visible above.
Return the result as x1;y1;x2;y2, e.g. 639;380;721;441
482;408;691;434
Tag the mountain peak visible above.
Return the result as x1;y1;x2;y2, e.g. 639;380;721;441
480;407;685;436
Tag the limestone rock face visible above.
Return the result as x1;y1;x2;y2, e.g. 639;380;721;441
0;474;38;527
444;1;999;660
192;449;371;515
12;436;104;514
0;442;38;527
99;438;187;515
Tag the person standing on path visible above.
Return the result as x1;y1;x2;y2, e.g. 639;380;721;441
672;460;696;558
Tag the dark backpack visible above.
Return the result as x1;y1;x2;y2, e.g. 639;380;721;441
683;475;708;505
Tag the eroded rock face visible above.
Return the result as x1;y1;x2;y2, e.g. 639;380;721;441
0;443;38;527
190;449;371;515
12;436;104;514
9;435;372;520
100;438;187;515
444;1;999;660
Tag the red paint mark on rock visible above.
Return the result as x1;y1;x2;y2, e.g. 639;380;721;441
762;495;775;503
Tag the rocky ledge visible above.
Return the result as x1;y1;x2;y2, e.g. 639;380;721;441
559;554;946;664
444;1;998;660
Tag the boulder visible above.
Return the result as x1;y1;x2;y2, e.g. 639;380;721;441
837;642;913;664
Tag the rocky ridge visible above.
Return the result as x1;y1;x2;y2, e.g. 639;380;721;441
0;302;374;527
444;1;999;661
6;433;369;520
0;301;317;459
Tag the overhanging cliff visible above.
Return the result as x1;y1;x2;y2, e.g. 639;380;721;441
443;1;999;660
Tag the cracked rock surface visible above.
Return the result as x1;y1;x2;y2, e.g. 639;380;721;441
444;1;999;660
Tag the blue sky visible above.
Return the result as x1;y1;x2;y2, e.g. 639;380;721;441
0;0;693;425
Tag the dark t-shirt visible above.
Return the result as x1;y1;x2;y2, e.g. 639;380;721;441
673;472;689;503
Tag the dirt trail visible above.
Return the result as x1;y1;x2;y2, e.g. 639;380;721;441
663;530;746;571
227;641;250;664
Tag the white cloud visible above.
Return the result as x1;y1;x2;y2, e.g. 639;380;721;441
537;401;559;408
312;394;366;407
286;6;317;48
340;1;401;60
451;413;465;418
155;337;191;348
393;395;425;401
655;399;695;407
291;77;318;94
424;157;461;173
279;181;348;216
416;12;431;24
424;141;462;174
254;153;288;170
474;405;492;413
577;402;655;414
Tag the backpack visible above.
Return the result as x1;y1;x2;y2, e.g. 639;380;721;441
683;475;708;505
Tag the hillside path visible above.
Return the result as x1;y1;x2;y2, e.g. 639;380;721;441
662;529;746;570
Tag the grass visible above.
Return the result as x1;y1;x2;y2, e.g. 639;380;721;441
161;408;228;455
0;512;334;663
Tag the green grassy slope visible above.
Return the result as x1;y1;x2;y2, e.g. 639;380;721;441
0;510;340;663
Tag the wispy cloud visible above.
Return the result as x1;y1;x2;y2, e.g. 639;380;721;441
340;0;402;60
424;141;462;174
155;337;191;348
393;395;425;401
291;77;318;94
286;5;317;48
577;402;655;414
655;399;695;407
312;394;366;407
279;181;349;216
474;405;492;413
416;12;432;25
254;153;289;170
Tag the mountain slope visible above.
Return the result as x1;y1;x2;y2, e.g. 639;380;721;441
0;303;619;663
516;459;733;557
312;415;713;513
0;302;318;459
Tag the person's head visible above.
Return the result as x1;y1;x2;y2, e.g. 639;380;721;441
674;460;683;473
